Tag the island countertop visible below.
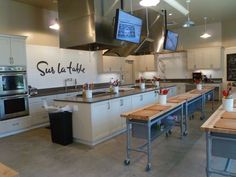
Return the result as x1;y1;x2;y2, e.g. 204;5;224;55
54;85;176;104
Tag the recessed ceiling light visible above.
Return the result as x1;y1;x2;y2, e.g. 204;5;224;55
169;13;173;16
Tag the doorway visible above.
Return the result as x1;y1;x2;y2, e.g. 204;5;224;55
122;60;134;85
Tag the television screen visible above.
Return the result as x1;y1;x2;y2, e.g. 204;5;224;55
114;9;142;44
164;30;179;51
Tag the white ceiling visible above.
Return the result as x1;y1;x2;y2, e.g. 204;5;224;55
14;0;236;28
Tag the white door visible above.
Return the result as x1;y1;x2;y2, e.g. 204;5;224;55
123;60;134;85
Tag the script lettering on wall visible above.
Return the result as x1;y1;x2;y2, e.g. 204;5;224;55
36;61;86;76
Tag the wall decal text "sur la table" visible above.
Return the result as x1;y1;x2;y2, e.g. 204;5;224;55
36;61;86;76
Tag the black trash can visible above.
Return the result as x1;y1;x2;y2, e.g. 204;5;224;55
49;111;73;145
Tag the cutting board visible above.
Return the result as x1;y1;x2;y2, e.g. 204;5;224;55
189;90;203;94
221;112;236;119
128;109;160;120
168;99;183;103
145;105;171;111
214;119;236;131
176;95;193;100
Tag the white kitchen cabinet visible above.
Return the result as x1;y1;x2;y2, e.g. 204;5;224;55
187;47;222;70
98;55;125;73
110;96;132;130
137;55;157;72
132;91;158;109
167;86;177;98
175;83;186;95
0;116;30;137
0;35;26;66
91;101;111;140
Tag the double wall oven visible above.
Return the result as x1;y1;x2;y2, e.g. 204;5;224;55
0;66;29;121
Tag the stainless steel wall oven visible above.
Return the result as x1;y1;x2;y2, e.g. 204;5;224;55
0;66;29;120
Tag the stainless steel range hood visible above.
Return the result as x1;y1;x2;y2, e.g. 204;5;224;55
58;0;165;56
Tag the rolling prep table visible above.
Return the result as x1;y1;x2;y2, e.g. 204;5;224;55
121;102;185;171
121;87;215;171
201;107;236;177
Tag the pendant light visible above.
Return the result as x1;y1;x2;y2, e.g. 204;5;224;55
139;0;160;7
182;0;195;28
200;17;211;39
49;18;60;30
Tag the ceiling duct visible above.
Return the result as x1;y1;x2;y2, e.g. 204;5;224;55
58;0;165;56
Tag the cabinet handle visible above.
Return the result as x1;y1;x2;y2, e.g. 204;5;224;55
108;102;110;110
12;122;20;126
140;95;143;101
120;99;124;106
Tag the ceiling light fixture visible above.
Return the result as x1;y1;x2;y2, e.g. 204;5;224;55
49;18;60;30
139;0;160;7
169;13;173;16
182;0;194;28
200;17;211;39
163;0;189;16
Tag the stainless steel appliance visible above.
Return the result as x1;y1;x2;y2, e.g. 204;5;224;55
0;94;29;120
0;66;27;96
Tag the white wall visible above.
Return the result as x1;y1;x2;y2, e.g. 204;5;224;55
26;45;119;89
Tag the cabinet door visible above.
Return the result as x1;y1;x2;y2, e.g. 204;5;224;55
145;55;156;71
110;97;132;131
92;101;111;140
10;38;26;66
132;94;145;109
143;91;158;105
207;47;221;69
137;56;147;72
187;49;197;70
0;36;11;65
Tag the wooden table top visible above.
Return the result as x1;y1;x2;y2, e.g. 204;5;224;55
121;102;182;121
0;162;19;177
201;106;236;134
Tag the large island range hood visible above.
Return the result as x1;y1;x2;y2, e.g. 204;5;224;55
58;0;165;57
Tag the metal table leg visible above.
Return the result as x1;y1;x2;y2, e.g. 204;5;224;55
206;132;212;177
201;95;205;120
145;121;152;171
180;104;184;138
124;120;131;165
184;103;188;136
212;91;214;111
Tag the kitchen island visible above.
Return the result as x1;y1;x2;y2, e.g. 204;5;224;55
54;85;176;146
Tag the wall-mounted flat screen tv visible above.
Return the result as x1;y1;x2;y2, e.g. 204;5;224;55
114;9;142;44
164;30;179;51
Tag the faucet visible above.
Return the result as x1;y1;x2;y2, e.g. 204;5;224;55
65;78;73;92
74;79;78;90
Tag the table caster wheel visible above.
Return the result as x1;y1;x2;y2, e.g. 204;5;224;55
200;116;204;120
145;163;151;171
165;132;169;137
183;131;188;136
124;159;130;166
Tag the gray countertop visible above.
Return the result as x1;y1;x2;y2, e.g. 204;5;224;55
54;85;176;104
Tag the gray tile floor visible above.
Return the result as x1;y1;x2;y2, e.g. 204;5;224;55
0;102;235;177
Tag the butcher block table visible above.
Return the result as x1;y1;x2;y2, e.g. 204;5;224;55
0;163;19;177
120;87;216;172
201;106;236;177
121;102;184;171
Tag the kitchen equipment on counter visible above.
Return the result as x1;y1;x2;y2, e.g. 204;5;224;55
0;94;29;121
28;85;38;96
192;72;202;81
0;66;27;96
